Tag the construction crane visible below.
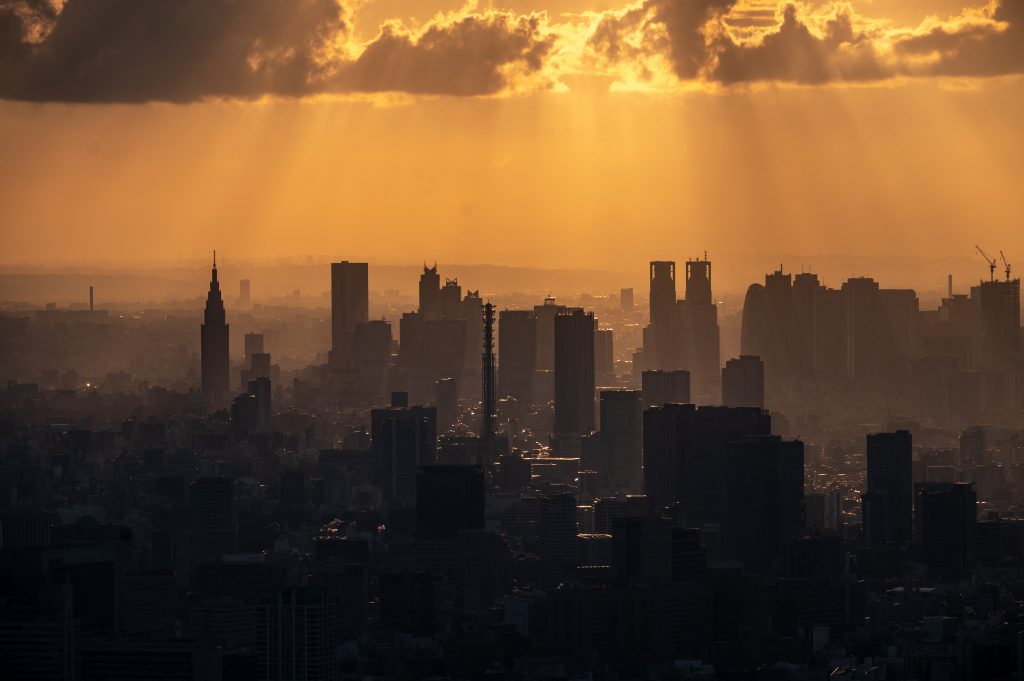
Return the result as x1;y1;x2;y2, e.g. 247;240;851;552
975;245;997;281
1000;250;1012;281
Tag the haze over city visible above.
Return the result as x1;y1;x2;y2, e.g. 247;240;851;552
2;2;1024;681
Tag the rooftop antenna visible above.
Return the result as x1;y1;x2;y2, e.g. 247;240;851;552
975;245;996;281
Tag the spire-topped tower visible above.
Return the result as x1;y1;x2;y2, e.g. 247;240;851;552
201;251;230;403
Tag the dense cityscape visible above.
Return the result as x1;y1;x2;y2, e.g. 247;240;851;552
0;250;1021;680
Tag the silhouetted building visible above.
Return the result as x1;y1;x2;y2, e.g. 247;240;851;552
498;310;537;402
641;369;690;407
722;355;765;409
330;261;368;367
554;308;596;435
649;261;676;326
595;328;614;385
721;436;804;574
372;394;437;504
582;390;643;495
434;378;458;434
539;493;578;587
862;430;913;547
419;264;441;318
416;465;485;539
258;587;335;681
190;477;238;563
239;278;251;307
915;482;977;578
620;287;634;311
201;252;230;403
643;404;771;523
978;277;1021;367
534;297;567;371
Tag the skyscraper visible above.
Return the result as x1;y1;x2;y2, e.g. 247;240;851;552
978;277;1021;367
722;355;765;409
863;430;913;547
201;252;230;403
190;477;238;563
649;261;676;326
684;257;720;400
330;261;369;367
419;263;441;318
372;393;438;505
554;308;596;435
620;287;634;311
498;310;536;402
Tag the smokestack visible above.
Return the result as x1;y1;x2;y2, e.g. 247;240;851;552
947;274;953;299
89;286;94;312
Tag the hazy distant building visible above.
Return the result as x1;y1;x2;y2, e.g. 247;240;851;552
554;308;596;435
239;278;251;307
649;261;676;326
419;264;441;318
978;277;1021;367
534;297;567;371
498;310;536;402
641;370;690;407
330;261;368;367
201;253;230;403
863;431;913;547
594;328;614;384
620;288;634;311
722;355;765;409
435;378;458;434
582;389;643;494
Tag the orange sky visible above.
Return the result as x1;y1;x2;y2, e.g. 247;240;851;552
1;0;1022;270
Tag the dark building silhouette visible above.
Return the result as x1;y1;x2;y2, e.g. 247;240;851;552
721;435;804;574
481;302;497;440
554;308;596;435
915;482;977;578
643;404;771;523
372;393;437;505
594;328;614;385
611;515;673;585
534;296;567;372
649;261;676;326
641;369;690;407
498;309;537;402
539;493;578;587
684;257;721;400
190;477;238;563
722;355;765;409
582;390;643;495
258;587;335;681
434;378;458;434
862;430;913;547
960;425;986;465
419;263;441;318
201;252;230;403
620;287;634;311
416;465;485;539
330;261;368;367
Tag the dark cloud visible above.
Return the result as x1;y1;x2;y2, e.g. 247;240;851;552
0;0;556;102
712;5;887;84
334;13;555;96
589;0;735;79
894;0;1024;78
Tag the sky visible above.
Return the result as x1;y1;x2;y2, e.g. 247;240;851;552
1;0;1023;272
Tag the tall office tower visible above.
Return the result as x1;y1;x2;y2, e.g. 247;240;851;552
841;277;888;388
722;355;765;409
239;278;251;307
643;404;771;523
534;296;567;371
330;261;369;367
595;328;614;384
352;320;392;367
862;430;913;548
915;482;977;578
649;261;676;326
721;436;804;575
960;425;986;465
201;252;230;403
685;258;712;306
582;390;643;495
554;308;596;435
878;288;919;378
684;257;721;400
189;477;238;563
791;272;823;377
462;290;484;372
435;378;458;434
641;369;690;407
538;493;578;587
248;377;272;430
498;310;537;402
243;332;264;361
439;278;463;318
419;263;441;317
416;465;485;539
372;393;437;505
978;277;1021;367
481;302;497;440
620;287;634;311
258;587;336;681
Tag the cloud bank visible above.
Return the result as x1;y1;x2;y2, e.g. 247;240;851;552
1;0;1023;102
